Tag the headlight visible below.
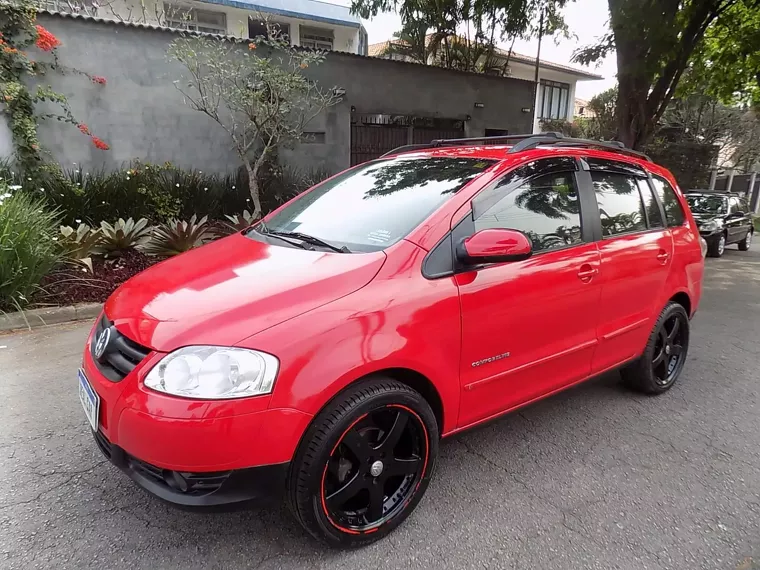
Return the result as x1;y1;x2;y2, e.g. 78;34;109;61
701;220;720;232
144;346;279;399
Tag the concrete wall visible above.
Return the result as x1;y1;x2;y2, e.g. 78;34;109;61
2;13;534;175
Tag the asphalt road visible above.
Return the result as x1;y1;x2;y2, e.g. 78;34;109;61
2;247;760;570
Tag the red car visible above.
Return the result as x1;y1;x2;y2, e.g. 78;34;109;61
79;134;705;547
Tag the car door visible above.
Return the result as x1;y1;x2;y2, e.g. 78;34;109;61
455;156;603;427
581;158;674;374
726;197;750;243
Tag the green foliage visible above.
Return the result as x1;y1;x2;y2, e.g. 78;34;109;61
144;215;214;258
168;25;341;218
0;188;60;310
0;0;107;170
99;217;151;256
680;0;760;106
572;0;746;149
224;210;257;232
58;223;103;259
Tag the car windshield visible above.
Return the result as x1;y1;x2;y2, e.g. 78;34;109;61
251;156;495;252
687;194;726;215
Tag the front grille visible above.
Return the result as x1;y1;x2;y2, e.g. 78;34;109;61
91;315;151;382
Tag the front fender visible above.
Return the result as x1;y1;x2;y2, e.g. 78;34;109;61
240;241;463;435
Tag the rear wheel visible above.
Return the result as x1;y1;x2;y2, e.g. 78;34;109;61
287;377;438;548
738;230;752;251
707;233;726;257
621;301;690;394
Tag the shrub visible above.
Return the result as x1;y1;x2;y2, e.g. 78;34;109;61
0;189;61;310
59;223;103;273
99;218;152;256
224;210;257;232
144;215;214;258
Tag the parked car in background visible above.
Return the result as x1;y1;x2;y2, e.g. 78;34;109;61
78;133;704;547
685;191;754;257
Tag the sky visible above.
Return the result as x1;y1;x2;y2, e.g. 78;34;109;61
333;0;616;100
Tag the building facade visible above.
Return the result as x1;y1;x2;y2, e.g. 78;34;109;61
369;39;602;133
45;0;368;53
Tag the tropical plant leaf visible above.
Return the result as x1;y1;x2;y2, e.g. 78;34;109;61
143;215;213;258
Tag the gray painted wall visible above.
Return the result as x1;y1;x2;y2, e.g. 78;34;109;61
2;13;534;175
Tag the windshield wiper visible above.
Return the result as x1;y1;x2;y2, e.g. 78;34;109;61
265;230;351;253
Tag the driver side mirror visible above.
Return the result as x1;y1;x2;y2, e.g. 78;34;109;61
456;228;533;265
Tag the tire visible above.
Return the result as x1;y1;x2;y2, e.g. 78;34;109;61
707;233;726;257
287;377;439;548
738;230;753;251
621;301;690;395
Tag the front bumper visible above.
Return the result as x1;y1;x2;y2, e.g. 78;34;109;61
92;430;289;508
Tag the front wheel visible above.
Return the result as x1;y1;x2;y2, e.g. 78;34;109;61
621;301;690;394
287;377;439;548
707;233;726;257
738;230;753;251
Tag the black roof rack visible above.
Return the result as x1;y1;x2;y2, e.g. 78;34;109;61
379;131;652;162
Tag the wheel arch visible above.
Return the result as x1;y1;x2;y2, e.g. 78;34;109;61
669;290;692;318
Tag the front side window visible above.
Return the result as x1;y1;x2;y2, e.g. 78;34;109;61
474;171;583;253
592;172;647;237
729;197;743;214
651;175;686;227
257;156;494;252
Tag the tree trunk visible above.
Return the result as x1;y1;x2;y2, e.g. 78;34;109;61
243;157;262;220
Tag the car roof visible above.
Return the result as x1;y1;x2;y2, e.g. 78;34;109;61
388;144;655;171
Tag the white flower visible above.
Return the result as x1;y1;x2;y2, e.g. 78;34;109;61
232;185;236;189
102;201;106;204
126;176;130;180
27;177;32;181
39;188;45;192
75;219;82;223
76;182;80;186
52;237;58;241
9;185;21;191
246;198;250;202
204;187;208;191
176;183;180;187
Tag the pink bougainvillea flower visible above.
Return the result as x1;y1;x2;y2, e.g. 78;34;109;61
35;25;61;52
78;124;91;135
91;136;110;151
90;75;107;85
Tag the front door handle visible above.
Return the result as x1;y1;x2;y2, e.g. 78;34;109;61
657;250;670;264
577;264;598;283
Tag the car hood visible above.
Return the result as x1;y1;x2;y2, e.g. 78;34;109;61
104;233;386;352
691;212;722;225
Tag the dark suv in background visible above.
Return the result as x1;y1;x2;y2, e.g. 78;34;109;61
685;192;754;257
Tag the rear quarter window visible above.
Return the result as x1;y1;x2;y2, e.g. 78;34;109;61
651;175;686;227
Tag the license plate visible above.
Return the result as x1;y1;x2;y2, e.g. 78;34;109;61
78;369;100;431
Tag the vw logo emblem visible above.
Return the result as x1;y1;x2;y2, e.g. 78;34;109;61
94;327;111;359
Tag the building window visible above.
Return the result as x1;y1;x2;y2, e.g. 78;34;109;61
300;26;334;50
538;79;570;120
164;3;227;34
248;19;290;41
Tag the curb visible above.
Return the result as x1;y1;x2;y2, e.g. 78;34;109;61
0;303;102;333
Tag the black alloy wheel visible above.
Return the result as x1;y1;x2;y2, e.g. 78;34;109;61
651;313;687;386
288;378;438;547
622;301;690;394
321;405;427;532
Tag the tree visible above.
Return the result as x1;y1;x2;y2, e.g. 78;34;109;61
680;0;760;106
354;0;571;74
573;0;758;150
168;29;340;219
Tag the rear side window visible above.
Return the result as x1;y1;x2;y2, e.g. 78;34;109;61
474;171;582;253
591;172;647;237
651;175;686;227
636;179;664;228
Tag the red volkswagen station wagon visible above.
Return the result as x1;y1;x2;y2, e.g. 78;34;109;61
79;133;705;547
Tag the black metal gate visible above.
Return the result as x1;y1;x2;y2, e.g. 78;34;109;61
350;113;465;166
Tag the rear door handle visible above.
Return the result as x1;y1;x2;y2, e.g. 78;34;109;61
577;264;597;282
657;250;670;264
